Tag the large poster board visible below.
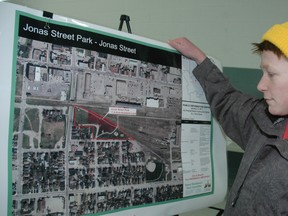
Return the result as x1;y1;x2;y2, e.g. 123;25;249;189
0;2;227;216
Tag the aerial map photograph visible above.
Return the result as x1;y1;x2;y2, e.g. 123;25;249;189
11;15;183;215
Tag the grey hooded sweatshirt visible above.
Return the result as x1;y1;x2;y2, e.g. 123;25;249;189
193;58;288;216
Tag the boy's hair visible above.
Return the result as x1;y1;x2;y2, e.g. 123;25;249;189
252;40;284;58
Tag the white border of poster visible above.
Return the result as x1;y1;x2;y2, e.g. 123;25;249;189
0;2;227;216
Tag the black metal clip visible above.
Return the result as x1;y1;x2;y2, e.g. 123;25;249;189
43;11;53;29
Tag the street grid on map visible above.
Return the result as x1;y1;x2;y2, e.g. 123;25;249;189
12;36;183;215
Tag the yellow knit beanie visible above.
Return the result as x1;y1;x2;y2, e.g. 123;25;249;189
262;22;288;58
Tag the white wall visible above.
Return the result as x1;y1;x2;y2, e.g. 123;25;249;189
6;0;288;69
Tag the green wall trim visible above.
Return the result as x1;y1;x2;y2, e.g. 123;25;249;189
223;67;262;98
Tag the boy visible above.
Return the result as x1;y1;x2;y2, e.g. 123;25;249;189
168;22;288;215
